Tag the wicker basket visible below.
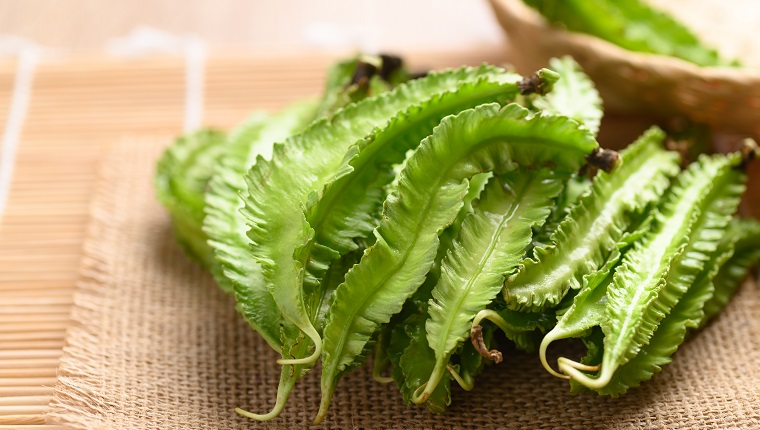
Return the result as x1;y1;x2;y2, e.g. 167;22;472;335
489;0;760;139
489;0;760;217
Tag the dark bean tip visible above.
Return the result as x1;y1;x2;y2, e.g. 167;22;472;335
470;325;503;364
518;74;544;95
518;68;559;95
378;53;404;81
350;61;378;89
586;148;620;173
739;139;759;170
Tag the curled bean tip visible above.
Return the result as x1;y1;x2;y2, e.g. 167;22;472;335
558;357;611;390
540;331;571;379
470;324;503;363
447;365;475;391
412;384;430;404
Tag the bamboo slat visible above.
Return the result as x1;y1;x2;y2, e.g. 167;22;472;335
0;397;50;407
0;415;46;425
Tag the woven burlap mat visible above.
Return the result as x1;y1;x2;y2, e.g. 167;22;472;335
47;138;760;429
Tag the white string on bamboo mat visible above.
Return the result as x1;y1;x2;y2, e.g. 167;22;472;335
302;3;379;53
107;27;206;132
0;36;40;223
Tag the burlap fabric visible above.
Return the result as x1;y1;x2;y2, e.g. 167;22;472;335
48;138;760;429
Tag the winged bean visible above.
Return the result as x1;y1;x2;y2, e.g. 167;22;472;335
316;103;598;422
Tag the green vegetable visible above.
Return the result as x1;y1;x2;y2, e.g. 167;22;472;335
202;101;319;367
226;56;411;419
396;314;452;413
237;253;353;420
159;53;406;276
536;136;673;377
416;169;564;403
588;156;746;396
528;56;603;135
559;153;744;390
155;129;229;267
523;0;724;66
529;174;591;255
204;101;319;298
153;53;759;423
317;103;598;422
241;66;526;375
505;127;680;312
701;219;760;324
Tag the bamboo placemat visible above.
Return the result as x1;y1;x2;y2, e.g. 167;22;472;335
0;49;507;428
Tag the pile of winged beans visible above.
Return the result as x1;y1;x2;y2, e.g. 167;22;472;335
155;54;760;422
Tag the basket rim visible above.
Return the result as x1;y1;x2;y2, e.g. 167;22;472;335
489;0;760;82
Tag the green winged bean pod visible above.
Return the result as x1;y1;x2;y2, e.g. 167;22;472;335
504;127;680;312
536;134;676;377
206;55;409;420
201;102;320;387
529;174;592;255
539;261;616;379
204;101;319;298
414;170;564;403
297;67;530;318
559;153;743;390
414;58;604;401
240;66;526;373
397;314;452;413
203;100;320;419
586;155;747;396
316;103;599;422
155;129;229;267
200;99;320;420
156;54;389;270
701;218;760;324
